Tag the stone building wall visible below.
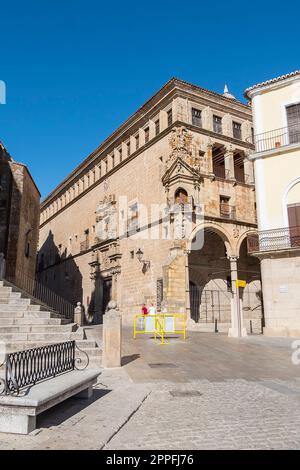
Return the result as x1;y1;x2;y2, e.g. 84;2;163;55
38;78;259;328
0;143;40;279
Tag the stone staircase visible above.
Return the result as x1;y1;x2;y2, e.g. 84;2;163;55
0;281;102;368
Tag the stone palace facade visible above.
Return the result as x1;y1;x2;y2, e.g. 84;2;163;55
38;78;262;334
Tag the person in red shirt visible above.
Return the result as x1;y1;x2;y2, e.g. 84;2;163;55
141;303;148;315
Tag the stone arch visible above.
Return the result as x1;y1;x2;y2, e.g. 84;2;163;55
283;177;300;226
187;220;234;257
235;229;255;257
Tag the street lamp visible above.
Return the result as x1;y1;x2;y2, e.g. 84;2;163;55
136;248;150;272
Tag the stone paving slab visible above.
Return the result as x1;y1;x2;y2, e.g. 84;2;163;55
0;369;150;450
1;332;300;449
105;379;300;450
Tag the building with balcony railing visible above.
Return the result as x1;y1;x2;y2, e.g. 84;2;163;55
37;78;259;334
245;70;300;337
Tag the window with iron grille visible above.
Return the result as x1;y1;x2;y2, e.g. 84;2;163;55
144;127;149;143
213;115;222;134
233;121;242;139
192;108;202;127
167;109;172;126
220;196;231;218
286;103;300;144
155;119;160;136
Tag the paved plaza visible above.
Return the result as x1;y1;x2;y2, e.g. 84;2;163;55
1;329;300;449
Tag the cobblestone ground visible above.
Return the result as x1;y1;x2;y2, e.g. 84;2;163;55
1;332;300;450
105;379;300;450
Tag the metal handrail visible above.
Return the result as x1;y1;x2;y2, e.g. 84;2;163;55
4;269;74;320
247;226;300;253
253;122;300;152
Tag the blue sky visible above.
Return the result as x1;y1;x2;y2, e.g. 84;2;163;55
1;0;299;198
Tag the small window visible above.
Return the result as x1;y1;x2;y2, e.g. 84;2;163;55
192;108;202;127
220;196;230;218
155;119;160;136
233;121;242;139
167;109;172;126
119;148;122;163
130;250;134;259
111;154;115;168
213;115;222;134
135;134;139;150
105;159;108;173
127;141;130;156
144;127;150;143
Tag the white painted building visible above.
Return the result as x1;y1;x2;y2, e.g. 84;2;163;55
245;71;300;336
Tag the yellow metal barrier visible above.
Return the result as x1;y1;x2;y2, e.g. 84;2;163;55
133;314;186;344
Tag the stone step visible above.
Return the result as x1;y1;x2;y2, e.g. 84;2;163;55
0;311;25;318
0;298;31;306
77;347;102;357
0;304;40;312
0;332;71;342
0;317;68;326
0;323;77;334
0;310;54;318
3;340;102;356
0;292;21;299
3;340;71;352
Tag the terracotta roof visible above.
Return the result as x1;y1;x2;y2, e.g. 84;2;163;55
244;70;300;98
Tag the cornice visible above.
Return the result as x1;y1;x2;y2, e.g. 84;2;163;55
41;78;251;206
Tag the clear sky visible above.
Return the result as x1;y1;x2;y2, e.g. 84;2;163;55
1;0;299;198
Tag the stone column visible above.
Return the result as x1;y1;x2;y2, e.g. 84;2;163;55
228;256;247;337
139;127;145;147
184;250;191;320
222;113;233;137
243;158;254;185
202;106;213;131
159;110;168;132
149;119;156;140
224;146;235;180
102;301;122;368
173;97;188;122
206;143;213;174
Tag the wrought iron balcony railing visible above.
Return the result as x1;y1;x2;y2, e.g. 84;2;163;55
253;122;300;153
247;226;300;253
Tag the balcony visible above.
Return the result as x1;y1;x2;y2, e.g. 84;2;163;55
253;122;300;153
220;203;236;220
247;226;300;254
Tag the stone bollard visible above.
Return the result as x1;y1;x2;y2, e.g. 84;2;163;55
74;302;84;326
102;300;122;368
